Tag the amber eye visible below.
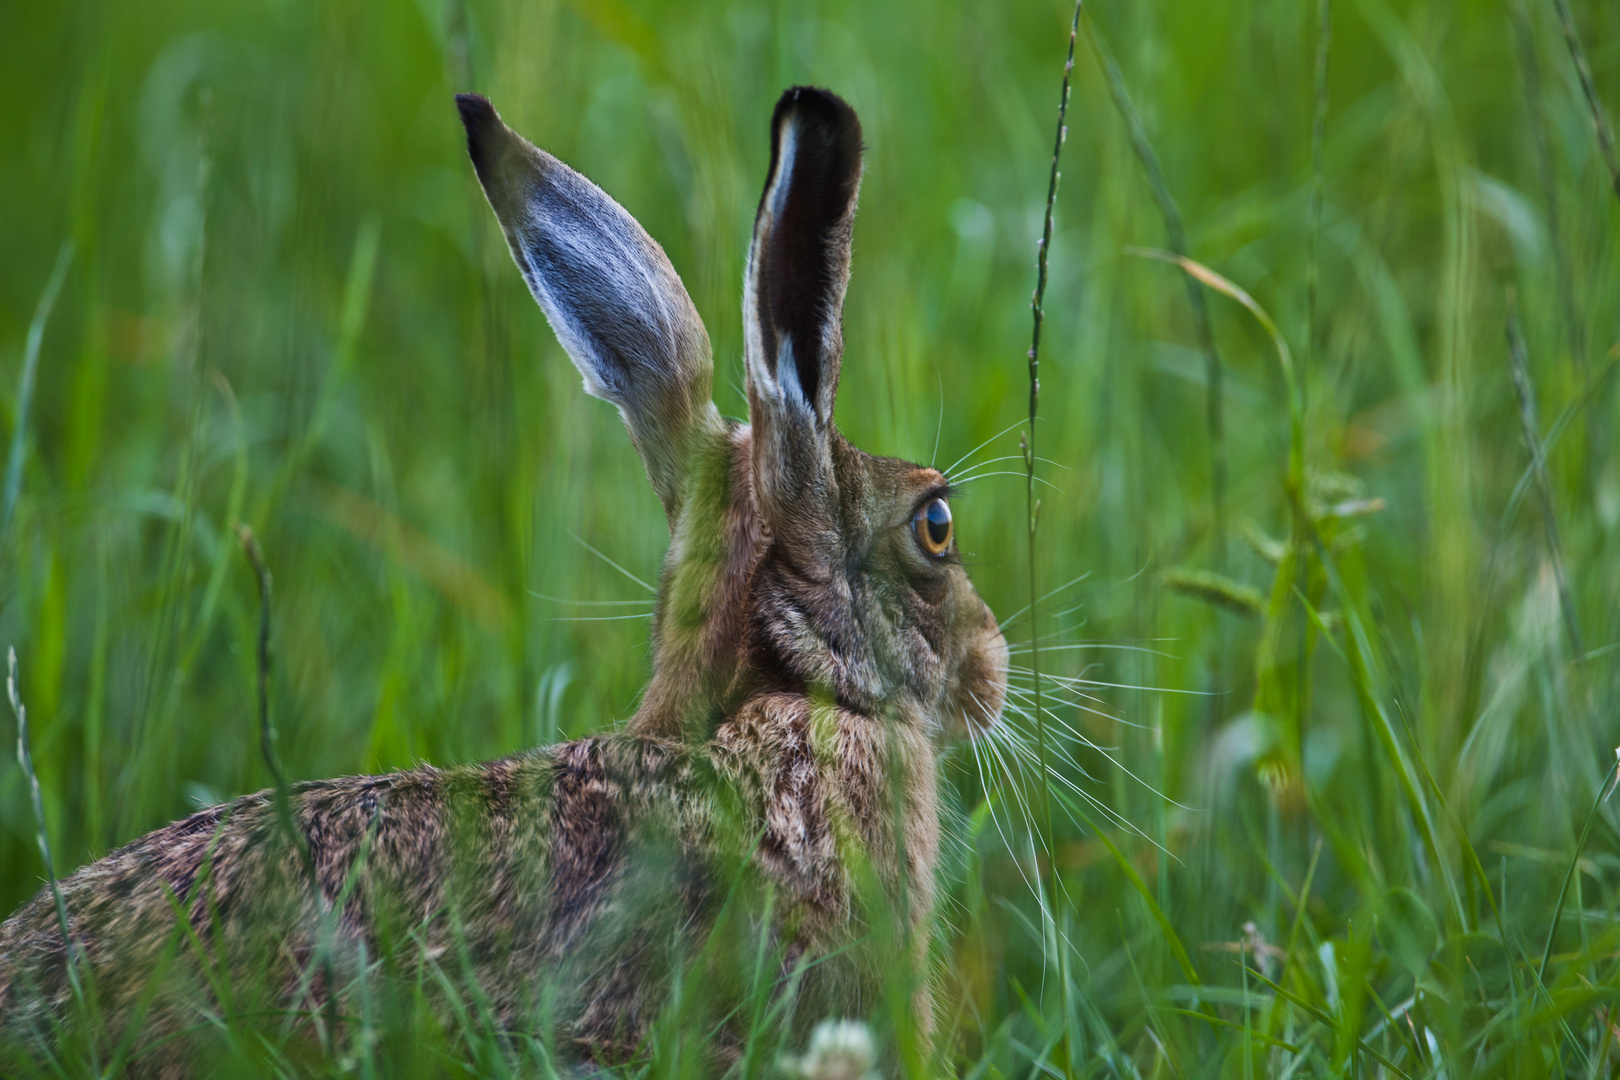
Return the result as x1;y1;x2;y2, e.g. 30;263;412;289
913;498;953;557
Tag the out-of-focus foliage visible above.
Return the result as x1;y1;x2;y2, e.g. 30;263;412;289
2;0;1619;1074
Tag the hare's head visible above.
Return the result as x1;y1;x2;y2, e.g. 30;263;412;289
457;87;1006;742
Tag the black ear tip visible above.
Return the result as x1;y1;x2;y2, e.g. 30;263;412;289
780;85;847;109
769;87;863;190
775;86;860;137
454;93;497;134
454;93;500;174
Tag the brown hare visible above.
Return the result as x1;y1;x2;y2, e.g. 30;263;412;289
0;86;1008;1073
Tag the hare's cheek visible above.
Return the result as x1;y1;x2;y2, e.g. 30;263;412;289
907;569;950;607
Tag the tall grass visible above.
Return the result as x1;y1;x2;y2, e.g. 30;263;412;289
2;0;1620;1075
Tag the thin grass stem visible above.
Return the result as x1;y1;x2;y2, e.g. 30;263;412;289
1024;2;1081;1057
1547;0;1620;202
1537;752;1620;983
1307;0;1332;384
1505;296;1583;656
2;243;73;544
1510;0;1587;376
1086;18;1227;565
7;648;81;1002
233;524;342;1050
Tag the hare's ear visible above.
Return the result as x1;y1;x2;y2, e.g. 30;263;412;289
743;88;862;521
456;94;719;521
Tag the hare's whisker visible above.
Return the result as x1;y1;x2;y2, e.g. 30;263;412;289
949;471;1061;491
978;731;1049;862
930;372;945;469
1004;685;1142;732
1005;700;1197;813
997;610;1089;637
969;739;1047;916
1006;635;1104;650
997;689;1127;738
942;419;1026;477
1040;668;1114;689
993;721;1137;838
1045;601;1094;625
1034;682;1114;710
994;569;1095;629
566;530;656;593
945;454;1069;480
1003;685;1125;735
528;592;655;606
996;717;1103;785
1002;673;1109;703
957;695;993;740
1001;695;1115;755
1004;674;1110;704
978;738;1043;848
1066;676;1219;697
545;613;655;622
994;729;1100;809
972;703;1090;927
1021;635;1180;646
1006;663;1107;684
978;728;1030;810
1007;662;1213;698
1027;751;1164;854
997;693;1114;744
1007;641;1176;656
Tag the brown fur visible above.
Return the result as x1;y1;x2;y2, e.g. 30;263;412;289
0;87;1007;1073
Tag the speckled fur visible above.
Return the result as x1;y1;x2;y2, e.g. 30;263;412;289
0;87;1008;1074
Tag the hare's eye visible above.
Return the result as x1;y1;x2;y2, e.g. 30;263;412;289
913;498;953;557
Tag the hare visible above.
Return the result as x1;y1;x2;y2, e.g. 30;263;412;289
0;86;1008;1072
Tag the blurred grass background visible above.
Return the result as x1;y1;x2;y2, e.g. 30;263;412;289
3;0;1620;1074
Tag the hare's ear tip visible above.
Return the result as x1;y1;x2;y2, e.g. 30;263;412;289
454;93;503;173
454;92;496;129
777;85;850;110
772;86;863;161
775;86;859;125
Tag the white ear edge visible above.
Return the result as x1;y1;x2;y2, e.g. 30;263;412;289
766;121;799;220
775;339;808;410
744;119;816;417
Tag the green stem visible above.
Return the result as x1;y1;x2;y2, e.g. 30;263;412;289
2;243;73;543
234;525;343;1049
1504;298;1584;656
1027;0;1082;1059
1547;0;1620;202
1087;19;1226;566
1538;758;1618;983
1307;0;1331;382
8;648;84;1007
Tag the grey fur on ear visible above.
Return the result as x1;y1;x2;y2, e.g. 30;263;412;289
455;93;721;521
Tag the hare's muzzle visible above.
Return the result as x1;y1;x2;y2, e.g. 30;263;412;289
947;595;1009;738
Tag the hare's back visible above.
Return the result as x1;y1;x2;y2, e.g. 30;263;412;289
0;736;717;1046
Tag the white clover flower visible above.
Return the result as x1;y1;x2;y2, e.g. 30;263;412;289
785;1019;880;1080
